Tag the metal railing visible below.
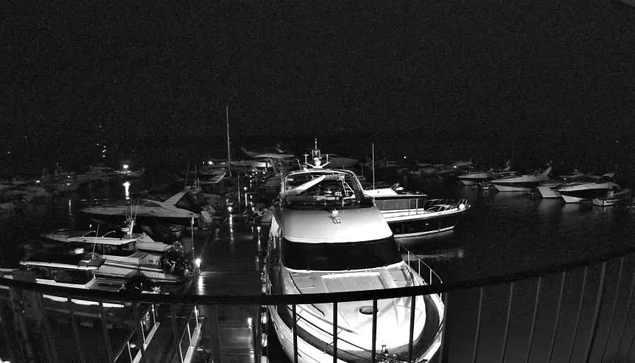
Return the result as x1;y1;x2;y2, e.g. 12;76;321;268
398;245;444;296
2;245;635;363
376;197;470;217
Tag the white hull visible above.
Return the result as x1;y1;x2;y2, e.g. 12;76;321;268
537;186;561;198
268;288;444;363
493;184;532;192
561;194;587;203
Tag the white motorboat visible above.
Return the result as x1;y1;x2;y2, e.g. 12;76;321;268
537;170;587;199
558;174;620;203
457;170;492;186
593;188;633;207
491;166;552;192
262;140;444;363
81;189;204;225
40;220;193;284
365;184;470;237
0;251;125;305
0;250;161;324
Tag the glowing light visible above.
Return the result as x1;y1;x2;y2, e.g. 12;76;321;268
195;258;201;268
458;203;466;210
208;160;213;165
247;317;253;327
122;164;129;170
123;181;131;200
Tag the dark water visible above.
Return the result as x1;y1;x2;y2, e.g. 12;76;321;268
2;175;635;362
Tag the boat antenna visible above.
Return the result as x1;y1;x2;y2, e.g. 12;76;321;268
226;105;232;177
372;142;376;189
184;161;190;189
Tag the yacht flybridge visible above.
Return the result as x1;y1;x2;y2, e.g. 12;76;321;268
262;139;444;363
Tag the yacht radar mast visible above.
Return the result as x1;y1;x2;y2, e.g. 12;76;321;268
302;138;330;169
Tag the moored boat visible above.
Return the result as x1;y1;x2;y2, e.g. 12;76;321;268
365;184;470;237
491;166;552;192
592;188;632;207
261;140;444;363
40;220;194;285
558;174;620;203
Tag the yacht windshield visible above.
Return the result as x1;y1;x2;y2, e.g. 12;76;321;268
281;237;402;271
284;171;371;208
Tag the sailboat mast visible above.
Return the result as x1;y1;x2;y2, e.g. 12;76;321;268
226;106;232;177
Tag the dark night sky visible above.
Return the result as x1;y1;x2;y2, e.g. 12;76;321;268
2;0;635;174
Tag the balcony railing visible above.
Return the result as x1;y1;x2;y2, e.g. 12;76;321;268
2;244;635;363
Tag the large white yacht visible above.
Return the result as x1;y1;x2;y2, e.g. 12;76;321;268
491;165;552;192
262;140;444;363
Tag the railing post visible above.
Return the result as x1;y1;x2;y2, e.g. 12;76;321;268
547;271;567;363
600;257;624;361
132;302;147;363
333;302;338;363
99;300;114;363
472;286;484;363
584;261;608;363
524;277;542;363
613;263;635;363
408;294;417;363
438;292;450;363
499;282;515;363
371;299;378;363
293;304;298;363
567;266;589;363
67;298;86;363
171;305;184;363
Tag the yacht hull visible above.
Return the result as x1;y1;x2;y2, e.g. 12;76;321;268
267;288;444;363
384;210;466;237
492;184;534;192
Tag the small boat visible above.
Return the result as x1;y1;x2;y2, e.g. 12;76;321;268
558;173;620;203
592;188;633;207
0;250;160;323
365;184;470;237
41;219;194;285
457;170;492;186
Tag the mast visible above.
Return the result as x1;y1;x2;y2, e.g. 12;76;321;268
226;105;232;177
372;142;376;189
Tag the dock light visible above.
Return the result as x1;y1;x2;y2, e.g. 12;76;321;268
195;258;201;268
458;203;466;210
